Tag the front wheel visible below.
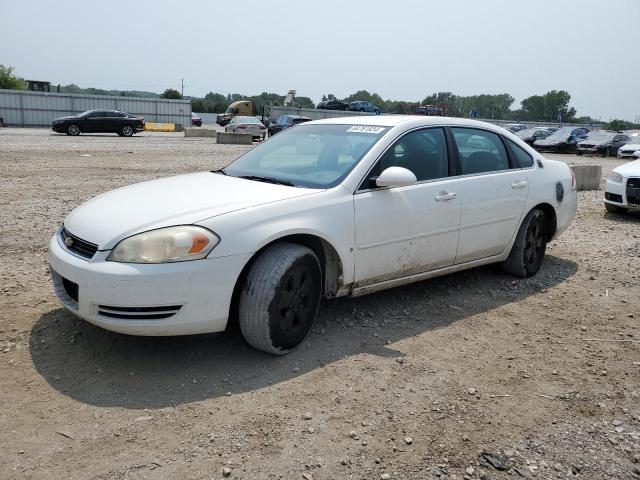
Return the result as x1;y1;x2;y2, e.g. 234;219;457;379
502;209;547;278
121;125;134;137
238;243;322;355
67;124;80;136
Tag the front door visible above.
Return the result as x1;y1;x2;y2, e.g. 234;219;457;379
354;127;461;285
449;127;529;264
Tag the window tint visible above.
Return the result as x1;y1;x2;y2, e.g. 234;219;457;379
88;111;105;118
451;128;510;175
507;139;534;168
368;127;449;183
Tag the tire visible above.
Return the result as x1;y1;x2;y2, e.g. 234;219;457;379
117;132;124;137
121;125;134;137
605;203;627;214
238;243;322;355
359;108;365;112
502;209;547;278
67;124;80;136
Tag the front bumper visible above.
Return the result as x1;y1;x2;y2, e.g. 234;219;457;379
52;124;66;133
48;232;251;336
604;177;640;210
618;150;639;158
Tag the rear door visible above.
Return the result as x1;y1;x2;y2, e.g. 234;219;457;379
353;127;461;284
450;127;529;264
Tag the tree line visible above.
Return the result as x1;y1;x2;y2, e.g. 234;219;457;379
1;64;637;129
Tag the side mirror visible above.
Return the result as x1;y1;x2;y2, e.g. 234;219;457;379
374;167;417;188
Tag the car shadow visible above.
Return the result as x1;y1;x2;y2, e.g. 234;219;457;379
30;256;577;409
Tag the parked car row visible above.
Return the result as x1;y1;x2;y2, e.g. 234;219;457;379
316;99;381;114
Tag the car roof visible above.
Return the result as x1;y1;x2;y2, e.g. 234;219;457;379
308;115;512;133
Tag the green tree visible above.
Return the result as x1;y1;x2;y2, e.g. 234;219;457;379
321;93;337;102
520;90;575;122
0;65;26;90
161;88;182;99
607;119;640;131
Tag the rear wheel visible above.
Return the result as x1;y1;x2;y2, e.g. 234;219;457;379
605;203;627;214
238;243;322;355
67;124;80;136
502;209;547;278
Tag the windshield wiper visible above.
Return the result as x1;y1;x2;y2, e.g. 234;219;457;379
211;168;227;175
239;175;295;186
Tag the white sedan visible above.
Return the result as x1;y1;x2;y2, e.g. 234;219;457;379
604;157;640;213
49;116;577;354
224;116;266;141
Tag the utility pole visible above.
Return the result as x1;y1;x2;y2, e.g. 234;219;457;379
181;78;184;98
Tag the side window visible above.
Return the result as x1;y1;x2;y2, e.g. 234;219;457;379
367;127;449;184
451;128;510;175
507;139;534;168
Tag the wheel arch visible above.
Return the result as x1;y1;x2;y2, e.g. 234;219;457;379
531;202;557;242
227;233;345;326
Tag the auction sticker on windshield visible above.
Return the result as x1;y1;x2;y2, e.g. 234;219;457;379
347;126;386;134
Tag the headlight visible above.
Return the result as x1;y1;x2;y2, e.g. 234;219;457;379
107;226;219;263
607;172;623;183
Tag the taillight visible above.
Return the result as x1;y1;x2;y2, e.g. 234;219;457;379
570;167;577;190
237;125;247;129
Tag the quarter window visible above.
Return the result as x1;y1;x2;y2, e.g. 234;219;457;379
451;128;510;175
367;127;449;184
507;139;534;168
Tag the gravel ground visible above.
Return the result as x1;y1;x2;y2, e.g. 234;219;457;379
1;128;639;480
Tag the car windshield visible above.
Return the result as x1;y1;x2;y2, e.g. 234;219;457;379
222;124;389;188
77;110;94;117
584;131;614;142
515;129;536;139
544;127;574;141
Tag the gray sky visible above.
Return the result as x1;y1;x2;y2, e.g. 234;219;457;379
2;0;639;121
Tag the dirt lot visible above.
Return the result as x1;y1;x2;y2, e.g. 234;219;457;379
1;128;639;480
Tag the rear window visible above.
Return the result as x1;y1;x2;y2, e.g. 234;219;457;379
507;139;534;168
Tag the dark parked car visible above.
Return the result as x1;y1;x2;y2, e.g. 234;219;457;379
515;127;554;146
533;127;589;153
316;99;349;110
52;110;145;137
191;112;202;127
348;101;380;114
504;123;528;133
268;115;311;136
595;133;631;157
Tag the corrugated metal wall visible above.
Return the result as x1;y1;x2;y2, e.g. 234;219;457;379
0;89;192;127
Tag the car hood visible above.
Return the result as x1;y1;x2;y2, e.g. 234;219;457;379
620;143;640;151
613;159;640;176
64;172;319;250
535;137;565;145
53;115;80;121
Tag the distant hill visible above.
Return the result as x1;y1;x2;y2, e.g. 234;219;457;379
57;84;160;98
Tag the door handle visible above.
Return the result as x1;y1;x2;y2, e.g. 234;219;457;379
511;181;528;189
435;192;456;201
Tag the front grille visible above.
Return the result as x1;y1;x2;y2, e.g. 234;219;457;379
605;192;623;203
627;177;640;205
60;227;98;260
97;304;182;320
627;178;640;189
62;277;79;303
